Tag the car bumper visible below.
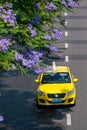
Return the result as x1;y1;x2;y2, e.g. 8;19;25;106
36;94;76;106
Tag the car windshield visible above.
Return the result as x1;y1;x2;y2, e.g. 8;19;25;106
41;72;71;84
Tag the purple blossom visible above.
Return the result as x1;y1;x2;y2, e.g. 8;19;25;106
42;66;52;73
30;30;37;37
51;29;63;40
25;51;43;63
43;34;51;40
15;50;43;69
61;0;78;8
45;2;57;10
7;9;14;16
14;49;52;74
12;64;16;69
0;115;4;122
36;3;40;9
0;38;10;51
33;66;43;73
49;46;58;52
8;18;16;26
31;15;40;25
2;14;16;26
31;50;43;58
22;59;29;67
68;0;78;8
2;15;9;22
0;6;3;10
27;23;37;38
33;65;52;74
0;2;16;26
27;24;33;30
22;59;33;68
15;52;23;62
1;8;7;14
61;0;67;6
5;2;12;9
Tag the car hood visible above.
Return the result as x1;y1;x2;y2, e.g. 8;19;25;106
39;83;74;93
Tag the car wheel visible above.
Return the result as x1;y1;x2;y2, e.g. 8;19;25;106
36;98;41;109
37;104;42;109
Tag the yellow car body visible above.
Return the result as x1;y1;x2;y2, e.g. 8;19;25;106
35;66;78;106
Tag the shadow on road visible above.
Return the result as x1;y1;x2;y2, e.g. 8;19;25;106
0;69;74;130
0;85;74;130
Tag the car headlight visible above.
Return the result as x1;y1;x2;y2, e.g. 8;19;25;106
68;88;74;95
37;89;46;96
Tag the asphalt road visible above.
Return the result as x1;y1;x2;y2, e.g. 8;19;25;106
0;0;87;130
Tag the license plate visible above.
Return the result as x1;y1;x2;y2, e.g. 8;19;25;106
51;99;62;103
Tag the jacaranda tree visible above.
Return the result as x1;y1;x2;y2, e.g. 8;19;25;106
0;0;79;74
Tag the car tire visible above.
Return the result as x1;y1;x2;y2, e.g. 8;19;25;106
37;104;42;109
36;98;42;109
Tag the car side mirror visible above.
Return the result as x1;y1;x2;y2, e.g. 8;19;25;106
73;78;78;83
35;79;39;83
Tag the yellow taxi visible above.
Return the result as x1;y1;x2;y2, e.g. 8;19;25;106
35;62;78;107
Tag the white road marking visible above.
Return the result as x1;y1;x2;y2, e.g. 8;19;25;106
65;31;68;36
64;12;68;16
65;56;69;62
65;21;68;26
66;114;72;126
65;43;69;48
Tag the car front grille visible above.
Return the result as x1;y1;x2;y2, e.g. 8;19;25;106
47;93;66;98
